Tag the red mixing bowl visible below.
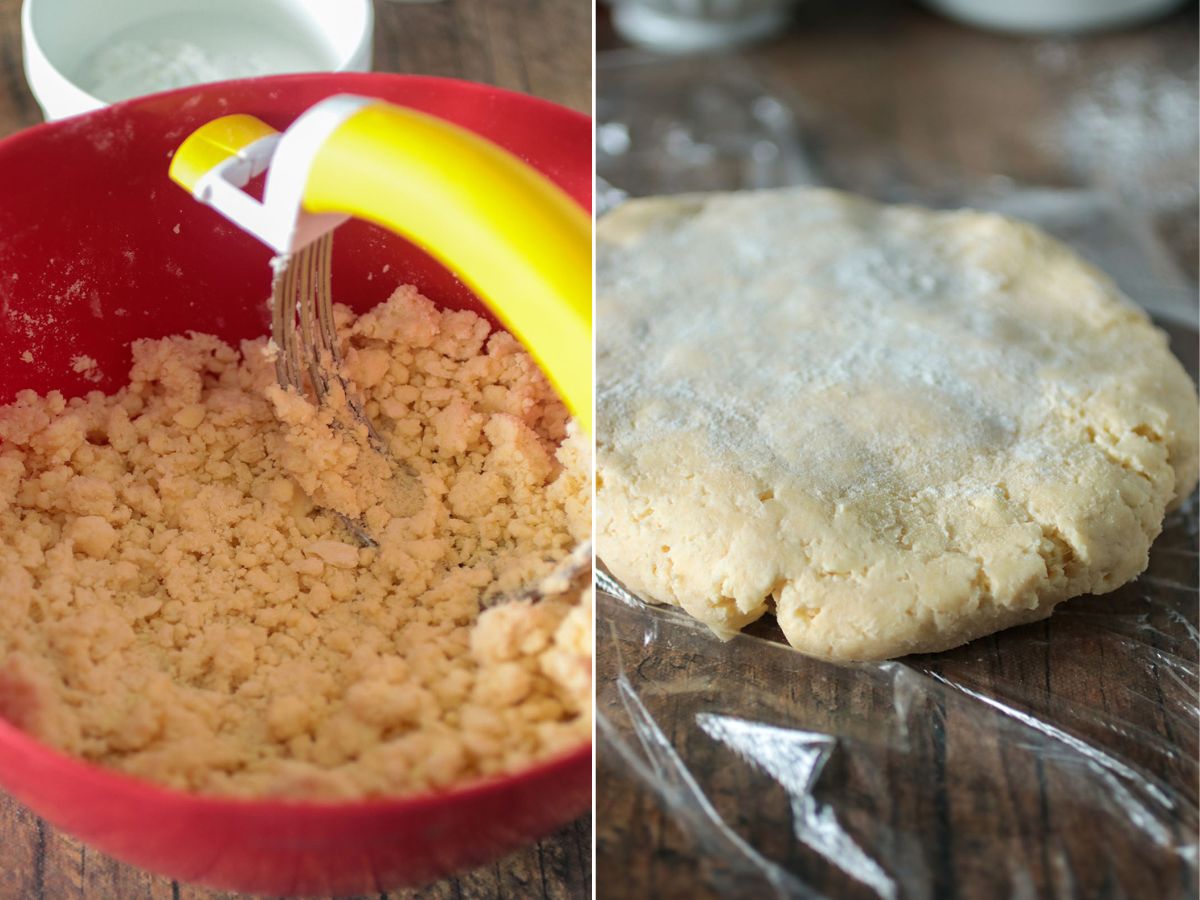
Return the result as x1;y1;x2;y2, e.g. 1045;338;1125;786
0;73;591;895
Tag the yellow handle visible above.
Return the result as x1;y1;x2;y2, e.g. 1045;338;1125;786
306;104;591;432
168;114;278;193
169;103;592;433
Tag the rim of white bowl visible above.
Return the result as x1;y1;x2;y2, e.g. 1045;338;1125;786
21;0;374;121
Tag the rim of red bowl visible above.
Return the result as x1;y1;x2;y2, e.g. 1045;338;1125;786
0;714;590;816
8;70;592;144
0;71;592;817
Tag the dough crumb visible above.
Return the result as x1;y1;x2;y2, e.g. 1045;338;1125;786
70;354;102;383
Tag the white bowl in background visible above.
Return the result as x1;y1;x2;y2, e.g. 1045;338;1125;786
610;0;800;53
22;0;373;120
921;0;1186;33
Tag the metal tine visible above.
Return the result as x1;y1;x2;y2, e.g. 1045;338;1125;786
273;235;390;462
493;540;593;606
312;235;389;452
311;234;341;377
290;254;307;389
270;263;291;389
275;265;291;388
297;244;327;403
282;260;304;389
337;512;378;548
315;234;341;366
311;236;338;391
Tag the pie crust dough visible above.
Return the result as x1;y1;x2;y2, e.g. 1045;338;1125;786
597;188;1199;661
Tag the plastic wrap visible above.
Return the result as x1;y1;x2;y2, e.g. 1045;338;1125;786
596;52;1199;899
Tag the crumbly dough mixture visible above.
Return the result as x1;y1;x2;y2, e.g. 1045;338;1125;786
0;286;591;798
597;188;1199;661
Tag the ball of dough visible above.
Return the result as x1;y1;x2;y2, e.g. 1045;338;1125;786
597;187;1199;661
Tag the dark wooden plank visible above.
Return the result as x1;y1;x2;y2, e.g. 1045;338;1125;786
0;794;42;899
371;0;590;115
0;0;38;137
744;0;1199;278
0;1;592;897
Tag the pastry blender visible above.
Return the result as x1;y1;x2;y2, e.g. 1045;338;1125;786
168;95;591;589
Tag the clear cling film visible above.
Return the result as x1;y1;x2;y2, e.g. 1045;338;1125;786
598;492;1197;898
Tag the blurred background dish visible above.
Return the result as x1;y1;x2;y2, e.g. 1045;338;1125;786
608;0;800;51
921;0;1188;34
601;0;1188;52
22;0;373;120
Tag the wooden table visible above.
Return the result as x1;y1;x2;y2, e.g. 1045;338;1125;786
596;2;1198;897
599;0;1198;278
0;1;591;898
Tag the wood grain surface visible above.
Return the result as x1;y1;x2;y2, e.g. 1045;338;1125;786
0;1;592;898
600;0;1198;279
596;2;1198;897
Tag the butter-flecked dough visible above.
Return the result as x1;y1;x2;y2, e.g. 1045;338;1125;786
596;187;1199;661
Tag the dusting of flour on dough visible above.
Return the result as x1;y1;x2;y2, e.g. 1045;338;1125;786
597;188;1198;661
0;285;591;798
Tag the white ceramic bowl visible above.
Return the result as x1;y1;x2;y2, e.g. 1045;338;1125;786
22;0;373;120
611;0;799;52
920;0;1186;33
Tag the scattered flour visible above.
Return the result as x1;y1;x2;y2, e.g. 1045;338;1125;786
597;189;1079;501
81;40;270;104
1053;60;1199;212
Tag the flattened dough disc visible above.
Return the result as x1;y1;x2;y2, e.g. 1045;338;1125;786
597;187;1199;661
